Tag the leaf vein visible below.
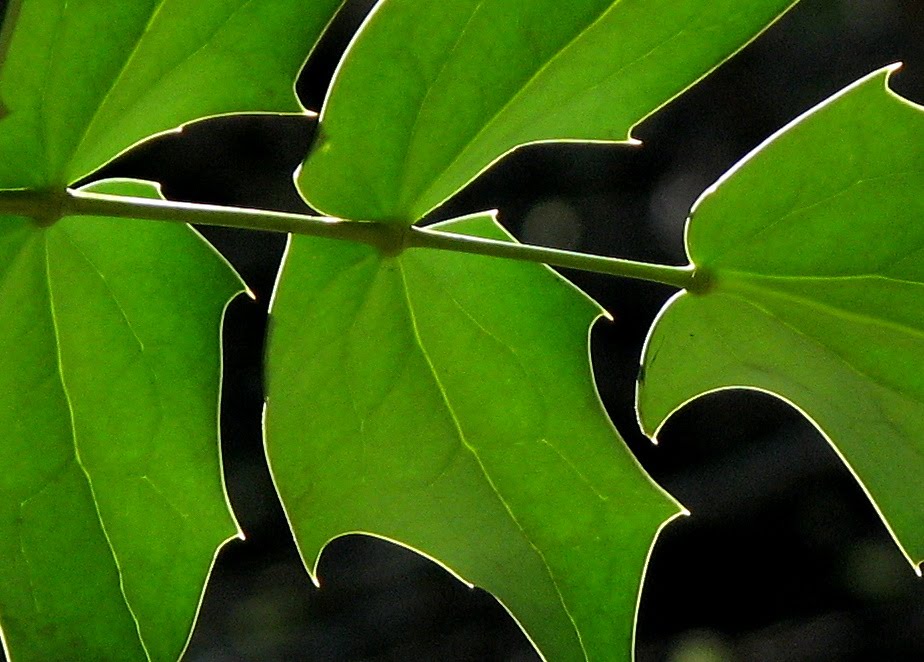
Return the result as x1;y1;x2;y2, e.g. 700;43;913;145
43;234;152;662
395;258;585;657
401;0;625;216
65;0;170;178
724;277;924;343
722;291;924;414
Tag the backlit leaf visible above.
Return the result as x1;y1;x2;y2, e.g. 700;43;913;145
0;0;344;187
0;2;348;657
265;214;682;661
637;67;924;572
0;180;245;661
298;0;797;223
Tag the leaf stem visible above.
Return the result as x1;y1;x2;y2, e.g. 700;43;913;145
0;188;703;292
404;226;699;291
65;189;399;247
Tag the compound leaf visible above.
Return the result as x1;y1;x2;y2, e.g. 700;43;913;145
0;179;245;661
265;214;681;661
0;0;344;188
298;0;798;223
637;67;924;571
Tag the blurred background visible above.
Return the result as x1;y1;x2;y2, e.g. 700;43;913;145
15;0;924;660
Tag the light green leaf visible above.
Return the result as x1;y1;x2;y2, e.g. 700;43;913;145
265;214;681;661
0;180;244;661
0;3;344;656
637;67;924;572
298;0;798;223
0;0;344;188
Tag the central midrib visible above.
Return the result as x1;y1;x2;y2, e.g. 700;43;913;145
722;273;924;343
42;233;151;661
397;0;625;219
393;257;584;656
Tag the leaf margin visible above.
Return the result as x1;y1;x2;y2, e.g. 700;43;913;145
635;63;924;576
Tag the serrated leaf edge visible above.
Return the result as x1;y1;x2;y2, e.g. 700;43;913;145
303;1;802;223
682;63;920;252
638;292;924;577
265;210;688;662
0;178;250;662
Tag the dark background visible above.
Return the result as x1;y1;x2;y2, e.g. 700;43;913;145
14;1;924;660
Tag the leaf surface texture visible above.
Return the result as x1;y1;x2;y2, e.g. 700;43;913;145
0;0;344;186
0;1;346;657
638;68;924;571
0;180;244;661
266;214;681;661
299;0;797;222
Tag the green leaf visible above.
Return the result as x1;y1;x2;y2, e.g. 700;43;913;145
265;214;681;661
0;0;344;188
0;180;244;661
0;3;345;655
298;0;798;223
637;67;924;572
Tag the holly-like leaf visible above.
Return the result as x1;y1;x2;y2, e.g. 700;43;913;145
0;179;245;661
0;0;344;188
298;0;798;223
0;2;348;657
265;214;682;661
637;67;924;572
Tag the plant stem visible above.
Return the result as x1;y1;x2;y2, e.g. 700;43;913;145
405;226;699;291
65;189;398;247
0;188;703;292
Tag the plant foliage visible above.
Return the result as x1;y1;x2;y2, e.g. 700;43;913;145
266;214;680;661
0;1;920;660
638;67;924;571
